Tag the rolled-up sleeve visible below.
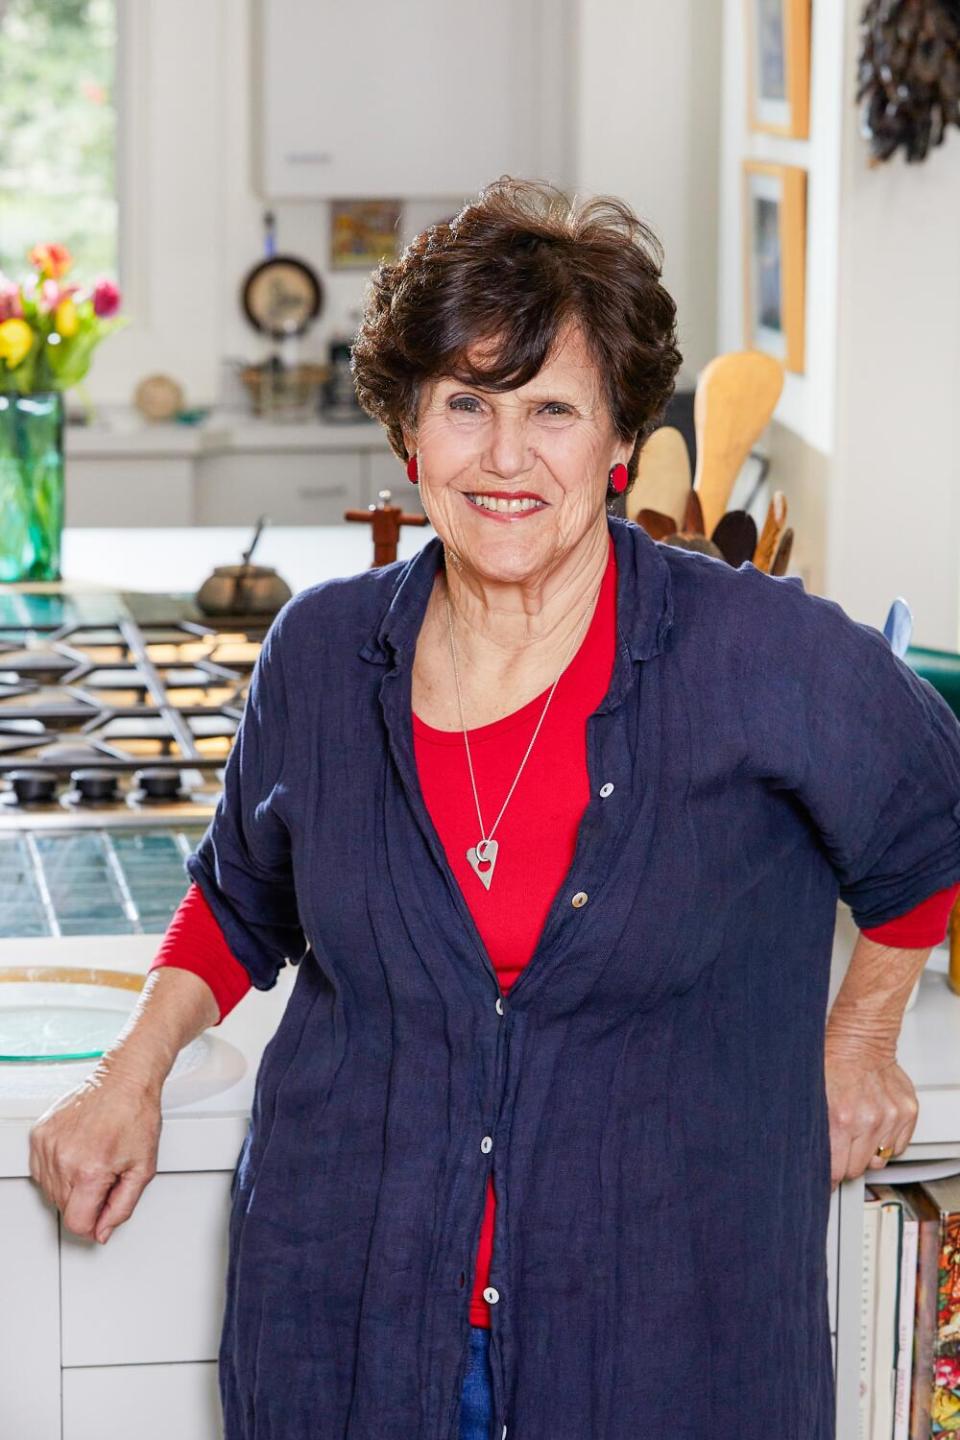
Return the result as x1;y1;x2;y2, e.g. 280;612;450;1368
184;605;308;990
755;578;960;931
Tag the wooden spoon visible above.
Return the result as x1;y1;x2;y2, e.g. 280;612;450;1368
635;508;677;542
752;491;789;574
770;527;794;577
681;488;705;536
711;510;759;568
627;426;691;529
693;352;784;539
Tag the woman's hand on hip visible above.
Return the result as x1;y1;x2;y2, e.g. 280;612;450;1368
824;1030;919;1191
29;1066;162;1243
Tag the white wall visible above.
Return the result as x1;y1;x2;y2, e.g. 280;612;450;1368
828;0;960;648
716;0;844;456
575;0;722;384
89;0;464;409
717;0;960;646
90;0;723;410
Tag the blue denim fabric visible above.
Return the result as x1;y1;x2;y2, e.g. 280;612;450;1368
194;517;960;1439
458;1326;494;1440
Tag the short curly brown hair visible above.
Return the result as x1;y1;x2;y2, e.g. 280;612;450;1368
350;176;683;492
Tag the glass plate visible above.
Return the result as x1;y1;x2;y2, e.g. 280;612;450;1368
0;967;143;1062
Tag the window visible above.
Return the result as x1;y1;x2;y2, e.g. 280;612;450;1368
0;0;117;281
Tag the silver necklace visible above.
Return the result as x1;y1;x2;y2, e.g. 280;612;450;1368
444;580;597;891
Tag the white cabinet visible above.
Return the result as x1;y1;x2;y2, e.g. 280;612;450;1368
61;1172;232;1366
64;418;397;527
67;456;194;527
196;447;364;525
0;1180;61;1439
258;0;573;198
63;1362;220;1440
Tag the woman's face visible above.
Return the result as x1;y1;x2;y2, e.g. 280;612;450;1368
403;323;633;586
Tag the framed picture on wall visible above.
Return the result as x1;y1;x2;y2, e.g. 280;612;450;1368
745;0;811;138
742;161;807;373
330;200;403;270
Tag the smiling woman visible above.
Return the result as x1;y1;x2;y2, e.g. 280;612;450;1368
351;178;683;735
352;176;681;496
31;176;960;1440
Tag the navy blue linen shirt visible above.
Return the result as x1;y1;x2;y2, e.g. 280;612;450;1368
186;514;960;1440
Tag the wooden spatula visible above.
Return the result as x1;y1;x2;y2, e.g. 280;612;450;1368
752;491;788;574
627;426;691;529
693;352;784;539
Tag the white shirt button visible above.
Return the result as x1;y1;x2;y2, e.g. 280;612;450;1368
495;997;504;1015
483;1286;500;1304
481;1135;493;1153
571;891;588;908
599;781;614;798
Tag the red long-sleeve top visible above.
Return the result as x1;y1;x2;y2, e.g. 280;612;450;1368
151;537;960;1327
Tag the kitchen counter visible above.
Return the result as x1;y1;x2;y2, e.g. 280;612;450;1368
62;412;407;529
65;411;390;459
0;934;297;1177
42;521;433;596
0;937;298;1436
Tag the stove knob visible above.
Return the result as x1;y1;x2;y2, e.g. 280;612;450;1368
6;770;59;806
134;768;183;801
71;768;120;804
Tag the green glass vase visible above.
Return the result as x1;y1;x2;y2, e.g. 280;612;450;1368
0;391;65;582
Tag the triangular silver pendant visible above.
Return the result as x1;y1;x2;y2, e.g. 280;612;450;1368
466;839;498;891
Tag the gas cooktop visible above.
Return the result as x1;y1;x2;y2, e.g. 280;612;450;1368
0;588;270;938
0;587;268;825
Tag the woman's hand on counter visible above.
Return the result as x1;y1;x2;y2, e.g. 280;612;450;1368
29;1067;163;1243
28;966;220;1243
823;1030;920;1191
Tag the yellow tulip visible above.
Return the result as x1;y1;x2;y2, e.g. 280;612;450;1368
54;297;78;338
0;317;33;368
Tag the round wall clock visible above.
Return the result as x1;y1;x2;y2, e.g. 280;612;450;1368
241;255;323;340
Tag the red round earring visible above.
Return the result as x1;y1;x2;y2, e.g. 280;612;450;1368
406;454;419;484
608;462;628;494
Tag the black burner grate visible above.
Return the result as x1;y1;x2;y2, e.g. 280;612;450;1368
0;612;267;776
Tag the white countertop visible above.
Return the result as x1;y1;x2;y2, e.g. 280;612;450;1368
56;522;434;595
0;934;297;1179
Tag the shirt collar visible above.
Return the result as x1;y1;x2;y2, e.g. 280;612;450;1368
358;514;674;667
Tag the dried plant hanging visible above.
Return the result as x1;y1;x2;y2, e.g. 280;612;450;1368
857;0;960;162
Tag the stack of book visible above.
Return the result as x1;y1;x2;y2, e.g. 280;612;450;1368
860;1174;960;1438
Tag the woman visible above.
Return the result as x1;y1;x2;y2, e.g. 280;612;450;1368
30;179;960;1439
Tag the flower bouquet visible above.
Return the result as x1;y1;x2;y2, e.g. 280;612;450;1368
0;243;126;581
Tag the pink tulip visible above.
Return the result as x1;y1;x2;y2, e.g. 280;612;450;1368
38;279;79;314
0;276;23;322
92;278;121;318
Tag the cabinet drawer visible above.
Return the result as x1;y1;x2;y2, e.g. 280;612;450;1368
66;458;194;526
196;450;364;525
0;1180;60;1438
61;1171;232;1366
63;1361;220;1440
